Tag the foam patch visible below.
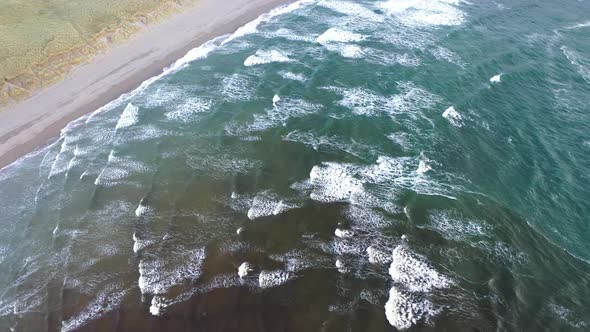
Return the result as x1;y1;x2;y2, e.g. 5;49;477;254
379;0;466;27
115;103;139;130
221;73;256;101
165;97;212;122
227;98;320;134
94;152;150;187
279;71;308;82
138;247;206;295
426;210;491;241
317;28;366;44
246;191;300;220
61;284;128;332
309;162;364;202
326;81;440;121
442;106;464;127
389;245;453;292
258;270;294;288
385;286;436;330
318;0;384;23
244;49;293;66
367;245;392;265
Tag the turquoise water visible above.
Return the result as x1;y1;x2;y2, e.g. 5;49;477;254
1;0;590;330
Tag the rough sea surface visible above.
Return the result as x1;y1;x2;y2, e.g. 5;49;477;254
1;0;590;330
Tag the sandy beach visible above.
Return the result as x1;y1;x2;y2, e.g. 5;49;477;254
0;0;290;169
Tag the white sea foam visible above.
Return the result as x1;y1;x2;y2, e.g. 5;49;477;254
385;286;436;330
560;46;590;83
318;0;384;23
143;85;184;108
222;0;315;45
309;163;364;202
380;0;466;27
258;270;294;288
238;262;255;278
264;28;317;42
564;21;590;30
388;81;441;117
169;37;226;72
426;210;490;241
476;241;527;265
367;245;392;265
316;27;367;59
429;46;466;67
362;156;413;182
132;233;152;254
84;36;223;125
317;28;366;44
335;228;354;238
94;152;150;187
227;98;320;134
442;106;464;127
490;73;502;83
389;245;453;292
332;237;366;256
115;103;139;130
325;44;365;58
165;97;212;122
387;132;415;151
346;205;393;227
135;201;152;217
149;295;169;316
417;159;432;174
327;82;440;121
64;145;85;173
138;247;206;295
244;49;293;66
199;273;252;292
279;71;308;82
47;135;78;178
335;259;351;274
272;94;281;106
548;303;588;328
365;50;422;67
222;73;256;101
2;30;227;173
61;284;128;332
269;249;326;272
246;191;299;220
327;86;383;116
300;155;459;208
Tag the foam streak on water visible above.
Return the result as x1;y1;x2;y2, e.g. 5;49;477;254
2;0;590;330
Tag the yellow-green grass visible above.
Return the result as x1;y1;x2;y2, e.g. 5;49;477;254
0;0;198;106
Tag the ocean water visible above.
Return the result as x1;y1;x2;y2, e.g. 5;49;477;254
1;0;590;330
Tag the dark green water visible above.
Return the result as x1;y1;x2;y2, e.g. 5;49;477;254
1;0;590;330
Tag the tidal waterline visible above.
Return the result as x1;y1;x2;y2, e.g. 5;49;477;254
1;0;590;330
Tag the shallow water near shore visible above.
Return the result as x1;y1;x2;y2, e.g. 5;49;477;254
1;0;590;330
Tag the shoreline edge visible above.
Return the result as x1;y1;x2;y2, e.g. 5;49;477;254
0;0;293;170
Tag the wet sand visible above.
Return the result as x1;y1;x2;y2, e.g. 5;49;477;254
0;0;291;169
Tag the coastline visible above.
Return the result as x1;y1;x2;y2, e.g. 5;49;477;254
0;0;291;169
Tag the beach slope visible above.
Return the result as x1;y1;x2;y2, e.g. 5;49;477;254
0;0;290;169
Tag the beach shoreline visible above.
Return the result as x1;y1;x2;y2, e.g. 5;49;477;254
0;0;291;169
